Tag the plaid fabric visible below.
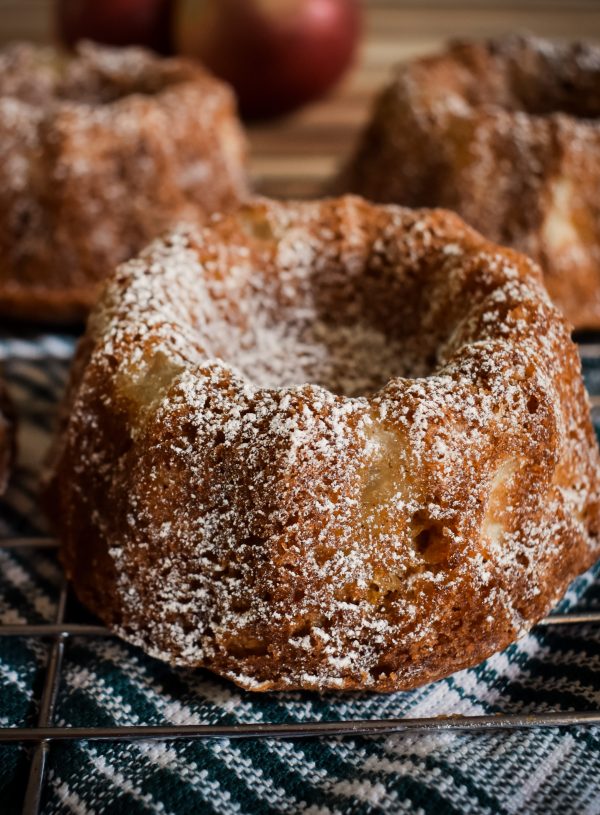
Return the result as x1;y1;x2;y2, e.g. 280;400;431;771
1;334;600;815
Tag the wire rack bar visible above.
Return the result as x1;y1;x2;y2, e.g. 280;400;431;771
538;612;600;625
1;711;599;743
2;535;599;755
1;612;600;639
0;538;58;549
0;623;110;636
576;342;600;358
21;582;68;815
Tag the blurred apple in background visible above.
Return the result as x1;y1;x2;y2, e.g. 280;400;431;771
57;0;173;54
56;0;362;119
175;0;361;119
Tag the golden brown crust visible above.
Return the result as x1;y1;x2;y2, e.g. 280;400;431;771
339;35;600;329
45;195;600;691
0;41;248;322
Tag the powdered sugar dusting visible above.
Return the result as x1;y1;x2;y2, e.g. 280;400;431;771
49;197;600;692
0;40;247;319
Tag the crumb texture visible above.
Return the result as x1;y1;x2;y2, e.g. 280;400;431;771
340;35;600;329
47;196;600;691
0;41;247;321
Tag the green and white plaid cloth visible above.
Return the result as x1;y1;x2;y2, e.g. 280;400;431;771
1;334;599;815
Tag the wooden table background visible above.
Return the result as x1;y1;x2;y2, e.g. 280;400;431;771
1;1;599;198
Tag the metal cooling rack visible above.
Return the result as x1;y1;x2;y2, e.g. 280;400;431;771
2;337;600;814
2;541;600;814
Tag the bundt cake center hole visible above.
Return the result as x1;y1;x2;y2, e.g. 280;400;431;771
218;314;433;397
204;252;445;397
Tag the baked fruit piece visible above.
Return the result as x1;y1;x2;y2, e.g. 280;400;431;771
46;196;600;692
339;35;600;330
0;41;247;322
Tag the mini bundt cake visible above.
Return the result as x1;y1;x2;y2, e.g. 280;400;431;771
340;35;600;330
46;196;600;692
0;41;247;322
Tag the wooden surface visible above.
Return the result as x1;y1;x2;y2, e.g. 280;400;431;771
1;2;599;197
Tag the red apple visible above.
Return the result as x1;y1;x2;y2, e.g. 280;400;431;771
175;0;362;119
56;0;173;54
